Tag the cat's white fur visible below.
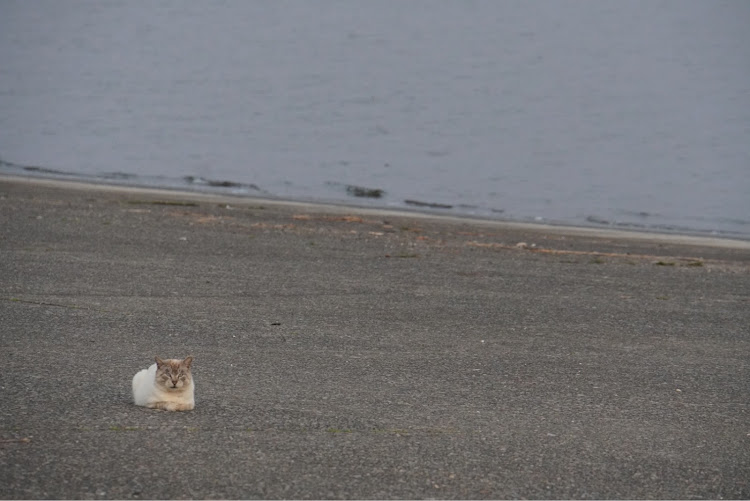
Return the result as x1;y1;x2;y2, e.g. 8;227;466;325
132;356;195;411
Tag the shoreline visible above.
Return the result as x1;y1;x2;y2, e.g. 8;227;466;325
4;173;750;251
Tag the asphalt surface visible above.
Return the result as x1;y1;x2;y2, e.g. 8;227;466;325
1;176;749;499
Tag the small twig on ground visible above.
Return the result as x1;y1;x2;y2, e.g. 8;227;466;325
0;437;32;444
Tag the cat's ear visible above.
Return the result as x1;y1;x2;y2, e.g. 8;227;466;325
155;356;165;367
183;356;194;369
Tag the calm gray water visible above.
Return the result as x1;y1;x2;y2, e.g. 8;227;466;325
2;0;749;238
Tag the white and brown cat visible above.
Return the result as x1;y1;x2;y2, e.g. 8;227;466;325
132;356;195;411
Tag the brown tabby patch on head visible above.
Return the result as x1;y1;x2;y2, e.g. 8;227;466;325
154;356;194;391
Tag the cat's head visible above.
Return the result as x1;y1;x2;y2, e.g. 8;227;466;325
154;356;193;390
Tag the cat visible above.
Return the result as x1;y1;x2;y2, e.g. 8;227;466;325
132;356;195;411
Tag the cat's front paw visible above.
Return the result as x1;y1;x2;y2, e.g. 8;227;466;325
149;401;194;411
172;402;194;412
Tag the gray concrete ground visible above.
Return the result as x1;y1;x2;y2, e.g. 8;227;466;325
1;176;748;499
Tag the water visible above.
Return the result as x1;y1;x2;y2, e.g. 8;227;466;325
1;0;749;239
